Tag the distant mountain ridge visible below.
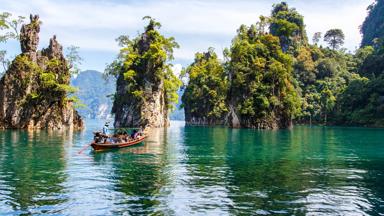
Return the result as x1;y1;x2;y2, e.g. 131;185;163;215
71;70;185;121
71;70;115;119
170;89;185;121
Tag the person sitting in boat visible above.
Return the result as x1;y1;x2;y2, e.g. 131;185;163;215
122;131;129;142
111;133;122;143
138;128;144;136
93;132;103;143
131;129;139;139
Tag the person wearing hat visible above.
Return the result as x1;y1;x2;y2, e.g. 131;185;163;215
103;122;109;135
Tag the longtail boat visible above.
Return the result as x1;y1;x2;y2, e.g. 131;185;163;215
91;135;147;151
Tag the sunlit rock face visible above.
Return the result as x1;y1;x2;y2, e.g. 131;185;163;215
113;75;169;129
112;25;170;131
0;15;83;130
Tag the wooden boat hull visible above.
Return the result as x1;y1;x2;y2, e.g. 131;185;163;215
91;136;147;151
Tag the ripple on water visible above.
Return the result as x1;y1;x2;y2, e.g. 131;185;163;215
293;186;373;215
1;122;384;215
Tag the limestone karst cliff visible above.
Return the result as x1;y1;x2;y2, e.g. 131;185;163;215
113;74;170;129
181;23;300;130
108;17;180;130
0;15;83;130
181;49;229;126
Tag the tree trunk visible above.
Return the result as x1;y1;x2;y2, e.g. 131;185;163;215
324;112;327;126
309;115;312;126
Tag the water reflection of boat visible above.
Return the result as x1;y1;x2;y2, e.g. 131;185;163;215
91;135;147;151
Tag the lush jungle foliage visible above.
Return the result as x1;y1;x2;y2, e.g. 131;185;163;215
295;46;356;125
333;0;384;126
106;16;181;113
182;1;384;128
227;23;301;128
269;2;307;52
182;15;302;128
361;0;384;47
337;45;384;125
181;48;228;124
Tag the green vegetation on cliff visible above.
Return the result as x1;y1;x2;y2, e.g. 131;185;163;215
0;14;83;130
106;16;181;128
294;45;356;125
181;48;228;124
107;17;180;110
269;2;307;52
330;0;384;127
227;23;301;128
181;1;384;128
336;45;384;126
181;12;302;128
361;0;384;47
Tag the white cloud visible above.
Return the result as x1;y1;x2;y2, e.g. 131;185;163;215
0;0;373;71
171;64;183;78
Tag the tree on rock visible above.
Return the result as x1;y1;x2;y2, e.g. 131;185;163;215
106;16;181;129
181;48;228;125
269;2;307;52
0;12;25;74
324;29;345;50
227;22;301;129
312;32;322;45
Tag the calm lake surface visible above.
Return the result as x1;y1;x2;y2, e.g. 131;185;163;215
0;120;384;215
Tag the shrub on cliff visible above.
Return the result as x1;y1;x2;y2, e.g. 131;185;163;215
181;48;228;124
227;22;301;128
106;16;181;128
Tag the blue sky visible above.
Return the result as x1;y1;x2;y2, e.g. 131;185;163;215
0;0;374;73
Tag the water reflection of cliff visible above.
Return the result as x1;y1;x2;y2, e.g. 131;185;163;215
168;126;234;214
162;125;378;215
0;130;70;214
224;126;375;215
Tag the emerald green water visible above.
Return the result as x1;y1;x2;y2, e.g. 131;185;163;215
0;120;384;215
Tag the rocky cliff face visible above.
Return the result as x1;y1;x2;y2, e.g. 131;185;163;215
0;15;83;130
226;106;291;129
113;74;169;129
111;18;179;130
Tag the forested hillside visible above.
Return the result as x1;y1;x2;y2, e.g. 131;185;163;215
182;48;228;125
337;0;384;126
71;70;115;119
181;0;384;128
361;0;384;47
